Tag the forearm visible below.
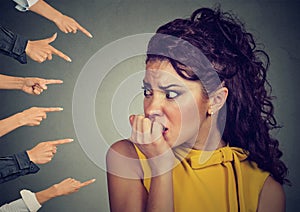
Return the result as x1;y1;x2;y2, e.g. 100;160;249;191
0;74;25;90
29;0;63;23
35;185;58;205
0;113;23;137
146;171;174;212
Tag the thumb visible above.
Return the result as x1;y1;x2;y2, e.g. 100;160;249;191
47;33;57;43
129;115;135;126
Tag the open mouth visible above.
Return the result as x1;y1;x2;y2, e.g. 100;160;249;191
162;126;168;134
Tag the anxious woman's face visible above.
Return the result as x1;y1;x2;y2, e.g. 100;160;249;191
143;60;210;148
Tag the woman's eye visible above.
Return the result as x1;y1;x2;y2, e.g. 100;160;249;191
166;91;179;99
142;87;152;97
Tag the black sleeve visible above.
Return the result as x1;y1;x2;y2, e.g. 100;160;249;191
0;26;28;64
0;151;39;184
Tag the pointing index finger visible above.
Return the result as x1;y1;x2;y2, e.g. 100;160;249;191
50;138;74;146
51;46;72;62
42;107;64;112
44;79;64;85
77;23;93;38
78;179;96;188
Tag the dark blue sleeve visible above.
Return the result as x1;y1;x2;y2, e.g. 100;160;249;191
0;26;28;64
0;151;39;184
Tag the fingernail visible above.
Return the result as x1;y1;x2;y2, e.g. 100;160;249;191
58;107;64;111
89;33;93;38
67;57;72;62
92;179;96;182
68;138;74;142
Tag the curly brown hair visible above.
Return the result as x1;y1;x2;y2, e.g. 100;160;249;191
146;6;289;184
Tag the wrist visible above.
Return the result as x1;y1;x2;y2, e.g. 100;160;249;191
18;77;26;90
26;149;36;164
148;150;175;177
50;183;61;197
52;12;64;24
36;186;57;205
14;112;25;127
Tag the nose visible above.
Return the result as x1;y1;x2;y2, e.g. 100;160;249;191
144;92;164;120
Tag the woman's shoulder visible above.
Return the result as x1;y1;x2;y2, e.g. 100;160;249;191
108;139;139;159
257;176;285;212
106;140;143;179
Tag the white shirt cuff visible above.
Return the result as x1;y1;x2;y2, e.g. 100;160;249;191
27;0;39;7
13;0;39;12
20;190;42;212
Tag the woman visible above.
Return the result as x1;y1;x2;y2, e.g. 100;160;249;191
106;7;288;212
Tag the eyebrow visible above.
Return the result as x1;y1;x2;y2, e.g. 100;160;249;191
143;80;183;90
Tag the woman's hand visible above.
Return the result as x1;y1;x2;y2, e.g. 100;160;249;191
129;114;175;175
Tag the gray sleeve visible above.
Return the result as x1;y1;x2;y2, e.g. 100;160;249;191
0;199;29;212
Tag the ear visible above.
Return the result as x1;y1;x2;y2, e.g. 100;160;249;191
208;87;228;115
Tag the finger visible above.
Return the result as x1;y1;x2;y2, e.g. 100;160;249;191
36;55;46;63
41;107;64;112
51;47;72;62
129;115;135;126
130;115;137;143
66;26;73;33
49;138;74;146
32;88;41;95
41;112;47;119
78;179;96;188
33;85;43;94
77;24;93;38
34;82;47;90
47;33;57;43
35;117;43;122
47;53;53;61
44;79;63;85
136;115;144;143
30;121;41;126
152;121;164;142
143;118;152;144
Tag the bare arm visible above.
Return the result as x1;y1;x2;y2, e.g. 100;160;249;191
107;140;148;212
0;74;24;90
28;0;62;23
107;140;174;212
146;172;174;212
0;107;63;137
36;178;95;205
257;176;285;212
0;74;63;95
0;113;23;137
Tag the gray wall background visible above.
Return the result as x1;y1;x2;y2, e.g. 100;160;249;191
0;0;299;211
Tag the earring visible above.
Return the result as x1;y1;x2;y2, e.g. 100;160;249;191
208;107;214;116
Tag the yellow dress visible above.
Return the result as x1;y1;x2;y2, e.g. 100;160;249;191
134;145;269;212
